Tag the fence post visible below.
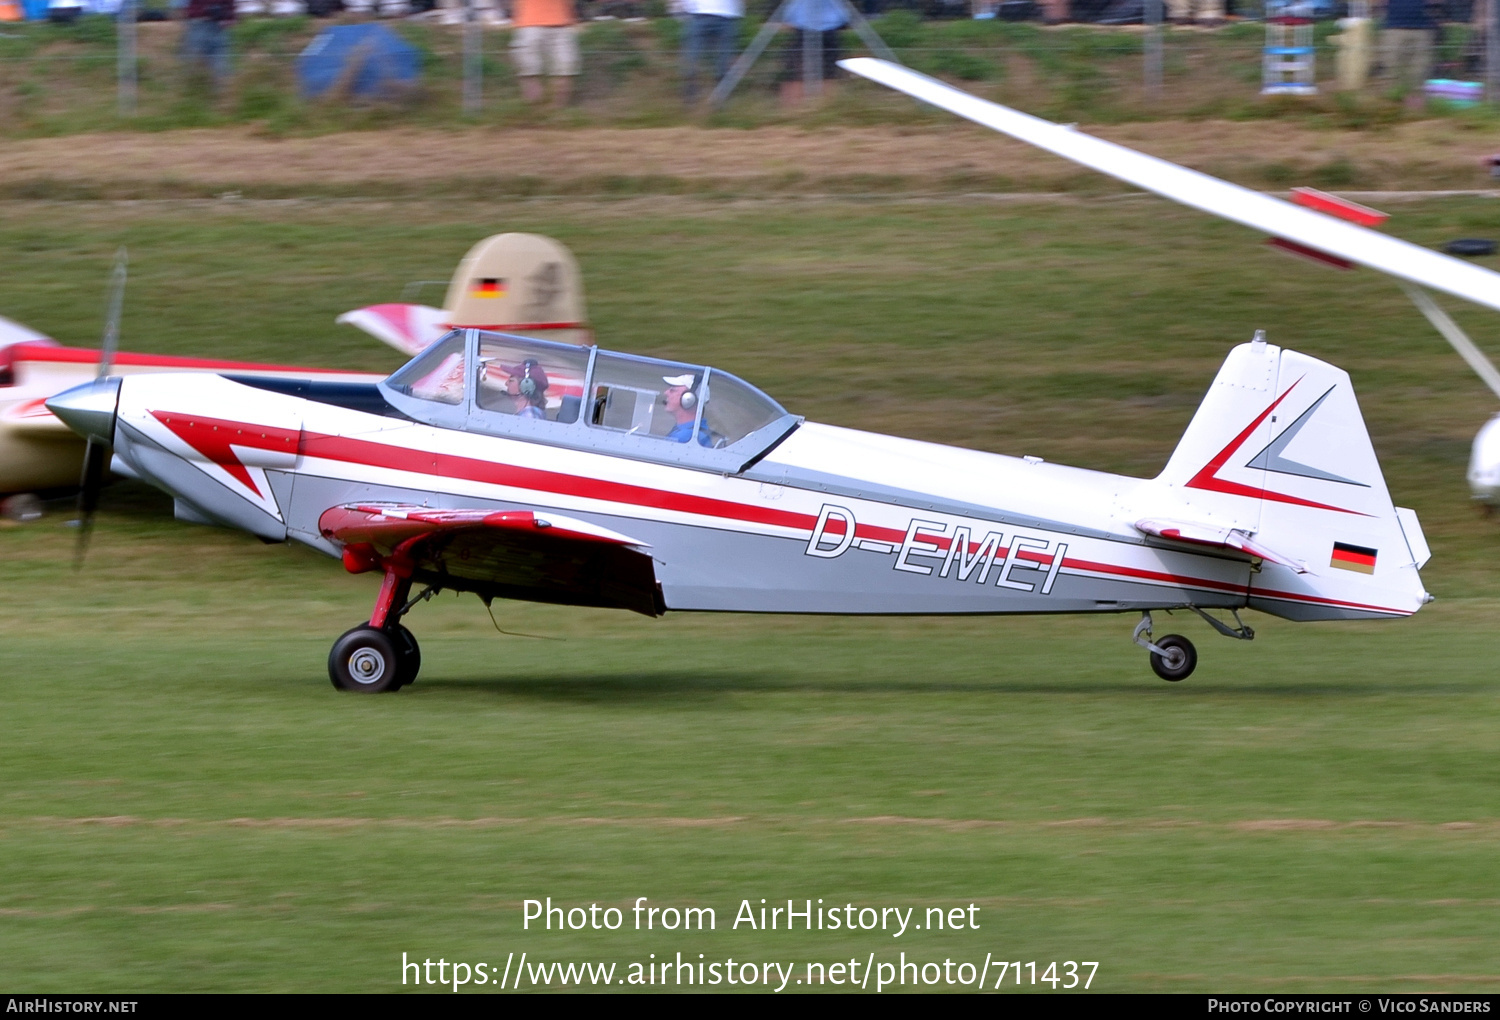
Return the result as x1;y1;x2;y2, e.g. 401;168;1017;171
117;0;137;118
1488;0;1500;106
1145;0;1162;101
463;0;482;114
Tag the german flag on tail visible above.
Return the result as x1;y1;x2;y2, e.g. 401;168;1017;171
470;278;506;299
1331;542;1377;574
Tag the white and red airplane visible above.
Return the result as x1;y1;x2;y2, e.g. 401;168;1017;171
838;57;1500;510
48;318;1431;691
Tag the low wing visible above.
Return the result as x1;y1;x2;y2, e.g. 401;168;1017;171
318;503;663;616
1133;517;1309;574
840;58;1500;314
0;315;55;349
335;303;450;357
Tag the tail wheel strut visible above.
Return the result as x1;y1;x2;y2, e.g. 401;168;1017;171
1132;612;1199;682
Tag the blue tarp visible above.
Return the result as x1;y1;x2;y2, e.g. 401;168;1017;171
297;23;420;100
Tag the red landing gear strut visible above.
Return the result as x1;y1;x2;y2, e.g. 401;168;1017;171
327;541;428;693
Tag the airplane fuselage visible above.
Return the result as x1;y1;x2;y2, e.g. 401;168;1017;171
106;370;1415;623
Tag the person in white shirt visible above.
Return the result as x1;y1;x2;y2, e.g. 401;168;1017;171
681;0;744;104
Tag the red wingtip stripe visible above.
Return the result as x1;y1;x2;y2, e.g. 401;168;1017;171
1290;187;1390;228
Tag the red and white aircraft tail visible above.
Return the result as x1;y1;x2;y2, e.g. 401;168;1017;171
1135;335;1430;620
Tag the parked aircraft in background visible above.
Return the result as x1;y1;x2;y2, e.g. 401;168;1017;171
839;57;1500;509
337;232;592;357
1;232;585;517
0;323;384;518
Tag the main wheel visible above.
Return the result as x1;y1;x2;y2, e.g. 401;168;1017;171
329;626;402;693
388;623;421;689
1149;634;1197;682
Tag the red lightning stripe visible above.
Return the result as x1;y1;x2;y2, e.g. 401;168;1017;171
152;412;299;498
1184;379;1366;515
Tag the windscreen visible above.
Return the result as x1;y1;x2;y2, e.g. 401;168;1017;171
386;331;466;406
699;370;786;446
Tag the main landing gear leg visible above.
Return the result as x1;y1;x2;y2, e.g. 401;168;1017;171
1133;612;1197;682
328;569;434;693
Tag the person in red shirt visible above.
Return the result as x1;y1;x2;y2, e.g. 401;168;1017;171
511;0;579;107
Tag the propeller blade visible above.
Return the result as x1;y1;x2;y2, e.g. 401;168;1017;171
97;247;127;382
74;436;109;569
74;247;127;568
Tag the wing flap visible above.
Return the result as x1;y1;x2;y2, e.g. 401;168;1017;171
318;502;661;616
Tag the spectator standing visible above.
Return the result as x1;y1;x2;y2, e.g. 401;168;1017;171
778;0;847;108
181;0;235;88
681;0;744;105
1380;0;1437;105
511;0;580;107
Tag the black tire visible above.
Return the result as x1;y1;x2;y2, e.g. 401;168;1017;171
388;623;421;689
1149;634;1197;682
1443;238;1497;257
329;626;402;693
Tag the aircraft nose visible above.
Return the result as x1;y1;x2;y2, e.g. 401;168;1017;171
46;378;121;446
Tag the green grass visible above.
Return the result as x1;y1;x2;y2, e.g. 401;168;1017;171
2;196;1500;991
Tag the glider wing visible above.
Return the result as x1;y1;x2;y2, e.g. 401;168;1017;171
839;57;1500;314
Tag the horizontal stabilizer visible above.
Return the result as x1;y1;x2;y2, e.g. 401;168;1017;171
1134;516;1308;573
336;304;449;358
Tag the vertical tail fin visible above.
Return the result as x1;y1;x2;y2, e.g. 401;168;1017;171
1145;336;1429;620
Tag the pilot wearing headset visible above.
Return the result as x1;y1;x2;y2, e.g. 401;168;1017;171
504;359;549;419
661;372;712;446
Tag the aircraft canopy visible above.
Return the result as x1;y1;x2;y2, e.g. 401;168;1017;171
384;330;791;456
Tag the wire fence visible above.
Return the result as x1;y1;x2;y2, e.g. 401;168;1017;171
0;10;1494;134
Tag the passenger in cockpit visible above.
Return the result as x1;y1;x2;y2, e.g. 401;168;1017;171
504;359;550;419
661;372;711;445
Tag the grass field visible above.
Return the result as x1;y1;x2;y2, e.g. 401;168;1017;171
2;195;1499;991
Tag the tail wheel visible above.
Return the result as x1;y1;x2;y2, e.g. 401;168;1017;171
1150;634;1197;682
389;624;421;689
329;626;402;693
